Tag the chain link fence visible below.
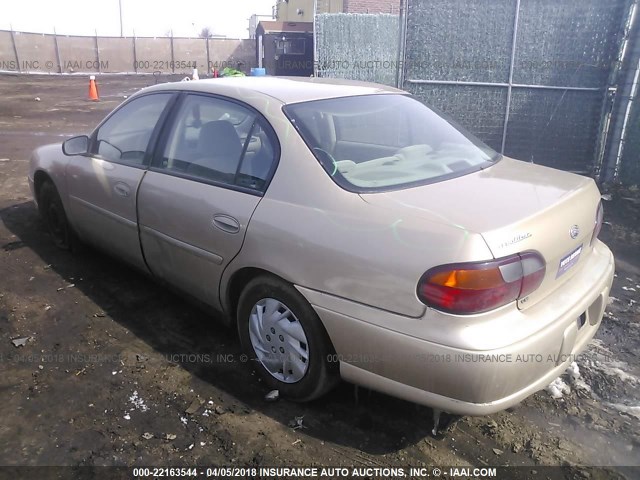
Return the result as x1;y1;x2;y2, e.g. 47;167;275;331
315;13;399;86
400;0;629;175
315;1;640;184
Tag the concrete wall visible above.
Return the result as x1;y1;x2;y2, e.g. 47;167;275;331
97;37;135;73
56;35;98;72
0;30;256;75
209;39;255;72
0;31;18;70
133;37;172;73
13;32;57;72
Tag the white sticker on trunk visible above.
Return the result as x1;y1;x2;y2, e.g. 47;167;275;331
557;244;583;278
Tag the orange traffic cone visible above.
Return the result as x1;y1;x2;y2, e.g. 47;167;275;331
88;75;99;101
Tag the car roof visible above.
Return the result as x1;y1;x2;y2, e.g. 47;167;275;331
141;76;406;104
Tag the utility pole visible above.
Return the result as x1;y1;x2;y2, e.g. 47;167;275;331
119;0;123;37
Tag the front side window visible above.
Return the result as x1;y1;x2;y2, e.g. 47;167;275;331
155;94;277;192
284;94;500;192
94;93;172;165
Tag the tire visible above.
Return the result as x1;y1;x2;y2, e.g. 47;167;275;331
39;180;73;250
237;275;338;401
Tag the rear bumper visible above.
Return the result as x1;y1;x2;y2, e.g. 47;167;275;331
299;240;614;415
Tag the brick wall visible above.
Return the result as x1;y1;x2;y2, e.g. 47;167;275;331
343;0;400;14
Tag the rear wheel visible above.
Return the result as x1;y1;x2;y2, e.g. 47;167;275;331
39;180;72;250
237;275;338;401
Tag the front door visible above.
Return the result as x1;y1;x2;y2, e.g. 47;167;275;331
66;93;175;271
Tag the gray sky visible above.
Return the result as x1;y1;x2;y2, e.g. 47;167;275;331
1;0;275;38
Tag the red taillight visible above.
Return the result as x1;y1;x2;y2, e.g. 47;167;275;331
591;201;604;246
417;251;546;314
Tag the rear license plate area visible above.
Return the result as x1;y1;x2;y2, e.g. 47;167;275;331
557;244;583;278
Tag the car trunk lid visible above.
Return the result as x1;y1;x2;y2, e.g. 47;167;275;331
360;158;601;310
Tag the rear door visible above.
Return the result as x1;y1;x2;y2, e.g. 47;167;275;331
137;93;279;310
66;93;175;271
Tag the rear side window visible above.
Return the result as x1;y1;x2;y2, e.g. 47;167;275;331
154;94;277;192
284;94;500;192
94;93;172;166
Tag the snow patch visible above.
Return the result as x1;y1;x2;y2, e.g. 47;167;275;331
546;377;571;399
545;362;587;399
585;360;639;384
129;390;149;412
604;403;640;420
566;361;580;381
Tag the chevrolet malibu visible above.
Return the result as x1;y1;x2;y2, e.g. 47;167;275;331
29;77;614;416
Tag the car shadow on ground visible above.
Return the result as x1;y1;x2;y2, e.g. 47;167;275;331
1;200;444;456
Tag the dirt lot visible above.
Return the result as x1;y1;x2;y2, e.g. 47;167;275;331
0;74;638;478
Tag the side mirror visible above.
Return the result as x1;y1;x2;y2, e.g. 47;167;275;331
62;135;89;156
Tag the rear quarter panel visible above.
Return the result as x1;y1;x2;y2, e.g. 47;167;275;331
221;107;494;318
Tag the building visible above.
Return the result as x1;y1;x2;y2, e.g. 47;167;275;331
274;0;399;21
255;21;314;76
343;0;400;14
275;0;343;22
249;14;275;39
259;0;399;76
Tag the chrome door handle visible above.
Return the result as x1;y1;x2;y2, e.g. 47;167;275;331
212;214;240;234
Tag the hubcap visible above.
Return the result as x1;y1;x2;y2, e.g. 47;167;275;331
248;298;309;383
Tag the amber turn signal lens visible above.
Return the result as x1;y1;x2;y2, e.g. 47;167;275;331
418;252;546;314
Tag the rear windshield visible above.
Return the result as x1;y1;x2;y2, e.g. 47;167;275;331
284;94;500;192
